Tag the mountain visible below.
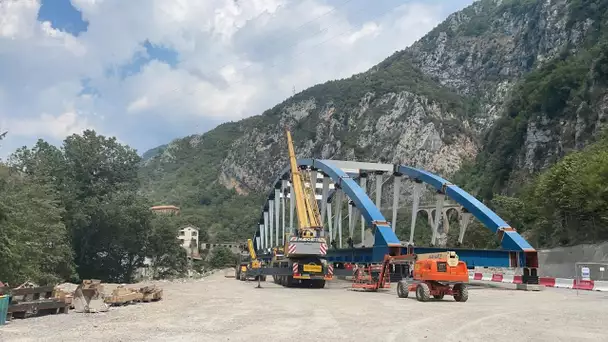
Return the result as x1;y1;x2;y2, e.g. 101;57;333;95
139;0;608;246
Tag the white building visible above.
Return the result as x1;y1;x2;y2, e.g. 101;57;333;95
178;225;200;258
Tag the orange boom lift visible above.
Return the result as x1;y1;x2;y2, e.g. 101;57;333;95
352;250;469;302
397;251;469;302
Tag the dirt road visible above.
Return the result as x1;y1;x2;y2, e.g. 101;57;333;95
1;272;607;341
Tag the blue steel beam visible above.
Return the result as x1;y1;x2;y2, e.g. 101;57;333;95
258;246;520;269
396;165;536;253
255;159;537;269
258;159;401;248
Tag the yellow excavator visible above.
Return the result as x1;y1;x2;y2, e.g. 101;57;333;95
236;238;264;281
268;130;331;288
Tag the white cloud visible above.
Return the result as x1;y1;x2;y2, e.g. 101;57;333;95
0;0;470;157
0;0;38;39
9;110;92;140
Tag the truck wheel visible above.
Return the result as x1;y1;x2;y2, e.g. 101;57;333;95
415;283;431;302
453;283;468;302
397;280;409;298
433;293;444;300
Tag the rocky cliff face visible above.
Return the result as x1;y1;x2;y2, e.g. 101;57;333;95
406;0;595;127
219;90;477;193
141;0;608;211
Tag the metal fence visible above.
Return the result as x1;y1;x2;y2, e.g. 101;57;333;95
574;262;608;295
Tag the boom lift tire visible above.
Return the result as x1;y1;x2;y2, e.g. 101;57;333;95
415;283;431;302
433;293;445;300
452;283;468;302
397;280;409;298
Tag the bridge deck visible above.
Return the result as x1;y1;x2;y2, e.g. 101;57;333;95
258;246;520;269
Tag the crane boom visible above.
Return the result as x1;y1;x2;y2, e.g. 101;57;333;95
286;130;321;233
260;130;330;289
247;238;257;261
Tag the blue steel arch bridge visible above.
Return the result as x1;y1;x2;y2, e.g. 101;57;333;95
252;159;539;284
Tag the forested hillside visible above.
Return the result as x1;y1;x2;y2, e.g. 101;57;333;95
454;0;608;246
139;0;608;248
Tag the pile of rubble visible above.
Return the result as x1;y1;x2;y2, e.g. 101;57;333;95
54;279;164;313
0;279;164;322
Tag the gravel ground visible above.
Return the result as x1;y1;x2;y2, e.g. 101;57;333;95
1;272;607;342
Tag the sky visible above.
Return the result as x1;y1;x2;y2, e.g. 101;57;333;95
0;0;474;158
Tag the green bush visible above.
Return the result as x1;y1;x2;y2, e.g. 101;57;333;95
209;247;238;269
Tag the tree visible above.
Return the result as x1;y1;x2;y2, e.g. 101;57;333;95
6;130;163;283
209;246;237;269
0;165;75;285
147;215;188;279
74;191;153;283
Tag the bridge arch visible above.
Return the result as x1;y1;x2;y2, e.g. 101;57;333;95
253;159;399;252
395;165;535;253
253;159;537;271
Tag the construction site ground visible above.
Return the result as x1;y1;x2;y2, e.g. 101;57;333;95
1;270;606;342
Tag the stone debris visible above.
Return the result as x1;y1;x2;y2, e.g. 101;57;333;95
56;279;164;313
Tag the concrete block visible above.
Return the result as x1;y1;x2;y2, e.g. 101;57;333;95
516;283;544;291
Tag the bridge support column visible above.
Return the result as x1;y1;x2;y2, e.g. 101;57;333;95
263;211;269;250
348;200;354;242
259;224;264;251
274;188;280;247
426;209;435;231
321;176;330;236
458;211;473;246
338;201;343;248
310;169;318;216
374;171;383;209
436;209;451;247
333;189;343;248
269;200;274;248
431;192;445;246
359;173;367;245
281;180;287;245
409;181;423;245
391;172;402;233
326;198;333;244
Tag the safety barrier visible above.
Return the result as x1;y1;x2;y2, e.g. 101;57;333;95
469;272;608;292
592;280;608;292
554;278;574;289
